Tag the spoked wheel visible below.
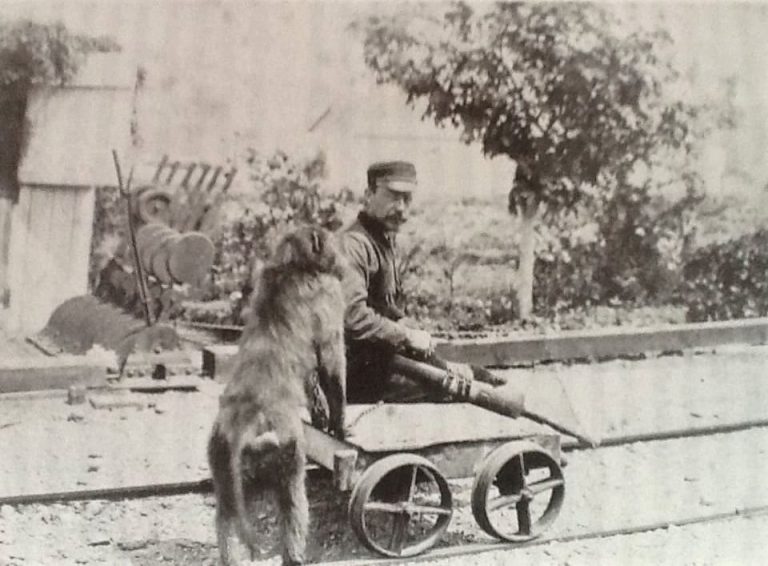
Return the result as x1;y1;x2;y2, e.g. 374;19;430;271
472;440;565;542
349;454;453;558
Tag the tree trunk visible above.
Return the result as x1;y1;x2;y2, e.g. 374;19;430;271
0;195;11;307
0;89;29;310
515;200;539;320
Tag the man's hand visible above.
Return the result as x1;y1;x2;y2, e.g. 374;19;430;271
446;361;474;400
403;327;434;355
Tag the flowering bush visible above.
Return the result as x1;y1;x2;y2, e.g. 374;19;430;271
682;229;768;322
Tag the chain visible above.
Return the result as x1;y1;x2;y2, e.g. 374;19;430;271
346;401;385;430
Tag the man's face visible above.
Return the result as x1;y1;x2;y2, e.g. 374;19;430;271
364;184;413;232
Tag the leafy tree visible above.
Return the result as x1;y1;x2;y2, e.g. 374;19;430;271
0;19;118;304
360;2;709;318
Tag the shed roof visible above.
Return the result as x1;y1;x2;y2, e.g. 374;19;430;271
18;54;135;188
18;85;133;187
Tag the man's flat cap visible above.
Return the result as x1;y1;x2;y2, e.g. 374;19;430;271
367;161;417;191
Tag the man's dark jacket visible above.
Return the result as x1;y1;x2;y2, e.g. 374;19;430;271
339;212;408;401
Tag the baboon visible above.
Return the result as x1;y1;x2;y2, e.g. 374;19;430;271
208;225;347;566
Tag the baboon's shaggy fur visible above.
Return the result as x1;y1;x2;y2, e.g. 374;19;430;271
208;226;347;565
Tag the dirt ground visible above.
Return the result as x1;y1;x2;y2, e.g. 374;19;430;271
2;345;768;564
0;325;46;360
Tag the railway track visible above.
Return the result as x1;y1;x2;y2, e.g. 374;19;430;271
2;415;767;505
322;504;768;565
3;421;768;565
3;336;768;564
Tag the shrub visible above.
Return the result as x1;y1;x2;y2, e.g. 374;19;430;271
682;229;768;322
90;186;127;289
534;239;603;317
532;181;701;316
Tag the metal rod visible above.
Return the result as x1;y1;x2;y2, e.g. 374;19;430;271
152;154;168;182
112;150;153;327
164;160;181;184
206;166;222;192
180;163;197;188
221;167;237;192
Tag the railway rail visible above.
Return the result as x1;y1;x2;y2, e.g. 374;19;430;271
2;420;767;565
4;322;768;564
3;416;768;507
322;504;768;565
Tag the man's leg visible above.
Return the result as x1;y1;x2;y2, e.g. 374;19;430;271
379;372;448;403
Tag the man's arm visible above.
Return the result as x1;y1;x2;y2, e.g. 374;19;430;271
340;233;409;346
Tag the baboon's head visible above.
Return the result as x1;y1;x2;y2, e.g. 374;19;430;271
273;226;345;280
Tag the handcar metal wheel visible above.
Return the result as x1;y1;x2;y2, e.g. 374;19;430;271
349;454;453;558
471;440;565;542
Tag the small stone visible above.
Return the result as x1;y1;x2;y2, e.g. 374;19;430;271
67;412;86;423
58;509;78;525
87;465;100;473
0;505;17;519
67;386;87;405
85;501;104;515
699;496;715;507
117;540;148;551
89;394;145;410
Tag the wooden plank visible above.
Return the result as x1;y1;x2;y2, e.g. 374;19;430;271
202;319;768;372
89;392;145;410
0;349;197;394
108;376;199;393
27;187;57;332
201;344;239;382
0;197;12;301
51;187;78;321
303;422;363;474
6;186;32;333
69;185;95;298
120;349;196;370
435;318;768;366
0;355;107;393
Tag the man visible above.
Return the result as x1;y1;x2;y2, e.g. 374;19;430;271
338;161;440;403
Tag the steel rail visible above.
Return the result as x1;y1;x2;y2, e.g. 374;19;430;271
3;419;768;507
563;417;768;452
319;505;768;565
0;479;213;506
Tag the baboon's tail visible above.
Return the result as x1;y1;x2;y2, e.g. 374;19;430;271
231;429;280;554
